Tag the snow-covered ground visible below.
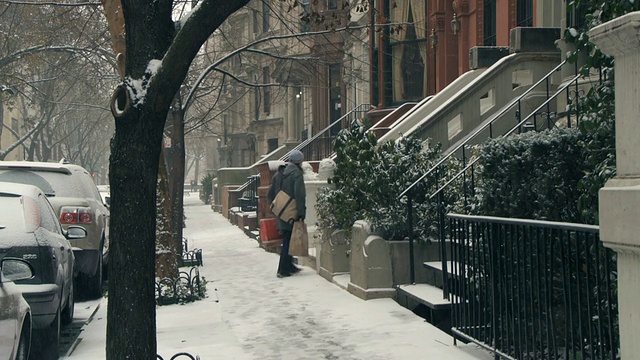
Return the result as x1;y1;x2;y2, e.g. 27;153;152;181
64;195;492;359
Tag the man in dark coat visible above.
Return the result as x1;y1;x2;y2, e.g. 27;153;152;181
267;150;306;277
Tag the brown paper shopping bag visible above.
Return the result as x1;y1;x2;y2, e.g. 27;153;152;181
289;220;309;257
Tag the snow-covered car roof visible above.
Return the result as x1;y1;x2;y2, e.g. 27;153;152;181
0;161;79;174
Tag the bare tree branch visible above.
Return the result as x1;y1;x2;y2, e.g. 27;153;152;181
0;0;101;6
0;120;44;160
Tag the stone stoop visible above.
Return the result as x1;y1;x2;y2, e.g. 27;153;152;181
396;283;452;334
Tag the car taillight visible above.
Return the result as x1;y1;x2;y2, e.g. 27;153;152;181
60;206;93;224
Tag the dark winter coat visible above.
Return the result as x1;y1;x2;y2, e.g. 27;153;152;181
267;162;306;232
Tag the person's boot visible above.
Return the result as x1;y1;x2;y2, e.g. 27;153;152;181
277;254;292;278
288;255;302;274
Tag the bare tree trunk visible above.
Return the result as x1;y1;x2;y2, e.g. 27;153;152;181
156;151;178;279
170;108;185;257
105;1;250;358
107;107;163;359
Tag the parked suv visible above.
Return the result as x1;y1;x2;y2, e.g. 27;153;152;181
0;182;86;354
0;161;109;298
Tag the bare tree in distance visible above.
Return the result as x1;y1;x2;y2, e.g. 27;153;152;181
0;1;116;166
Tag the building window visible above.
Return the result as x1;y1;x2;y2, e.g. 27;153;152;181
483;0;496;46
516;0;533;27
567;3;588;30
328;0;338;10
328;63;341;136
223;114;229;144
263;66;271;115
267;138;278;153
400;11;424;101
253;10;259;34
254;84;260;121
390;1;426;102
300;0;310;32
262;0;270;32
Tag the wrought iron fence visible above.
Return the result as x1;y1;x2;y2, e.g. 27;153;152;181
400;60;611;290
447;214;619;360
157;353;199;360
155;267;205;306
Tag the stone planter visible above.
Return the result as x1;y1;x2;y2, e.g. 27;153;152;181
347;221;395;300
318;229;350;282
344;220;443;300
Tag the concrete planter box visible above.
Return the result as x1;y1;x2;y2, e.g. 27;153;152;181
346;220;442;300
347;221;395;300
318;229;350;282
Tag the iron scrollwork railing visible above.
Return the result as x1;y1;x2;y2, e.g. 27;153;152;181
447;214;619;360
155;267;205;306
179;237;203;267
157;353;200;360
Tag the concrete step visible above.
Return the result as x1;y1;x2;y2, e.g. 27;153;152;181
396;283;452;333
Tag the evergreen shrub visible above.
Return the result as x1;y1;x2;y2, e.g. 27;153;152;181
474;128;588;223
200;173;214;204
315;120;459;242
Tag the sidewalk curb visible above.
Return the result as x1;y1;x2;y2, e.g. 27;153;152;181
63;297;105;357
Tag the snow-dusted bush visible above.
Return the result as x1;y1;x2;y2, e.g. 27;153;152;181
474;128;588;223
315;120;456;242
200;173;214;204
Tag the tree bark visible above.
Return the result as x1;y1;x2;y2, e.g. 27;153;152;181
170;108;185;257
105;1;250;359
156;151;178;280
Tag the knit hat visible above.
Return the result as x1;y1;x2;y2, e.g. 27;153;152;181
288;150;304;164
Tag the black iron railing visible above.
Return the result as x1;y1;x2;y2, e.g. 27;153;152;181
447;214;619;360
231;105;371;216
237;175;260;212
399;59;603;288
280;103;373;162
425;67;608;299
157;353;200;360
155;267;205;306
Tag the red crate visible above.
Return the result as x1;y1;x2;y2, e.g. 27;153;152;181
259;218;281;242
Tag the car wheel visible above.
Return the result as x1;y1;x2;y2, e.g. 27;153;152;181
15;321;30;360
84;250;103;299
61;282;74;325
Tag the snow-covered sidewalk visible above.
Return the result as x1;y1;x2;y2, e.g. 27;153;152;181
65;195;491;359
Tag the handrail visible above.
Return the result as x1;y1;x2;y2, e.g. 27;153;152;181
278;103;373;161
231;104;373;193
232;174;259;194
399;59;568;198
428;72;582;200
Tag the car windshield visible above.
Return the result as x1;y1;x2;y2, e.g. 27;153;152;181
0;169;90;198
0;195;35;234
